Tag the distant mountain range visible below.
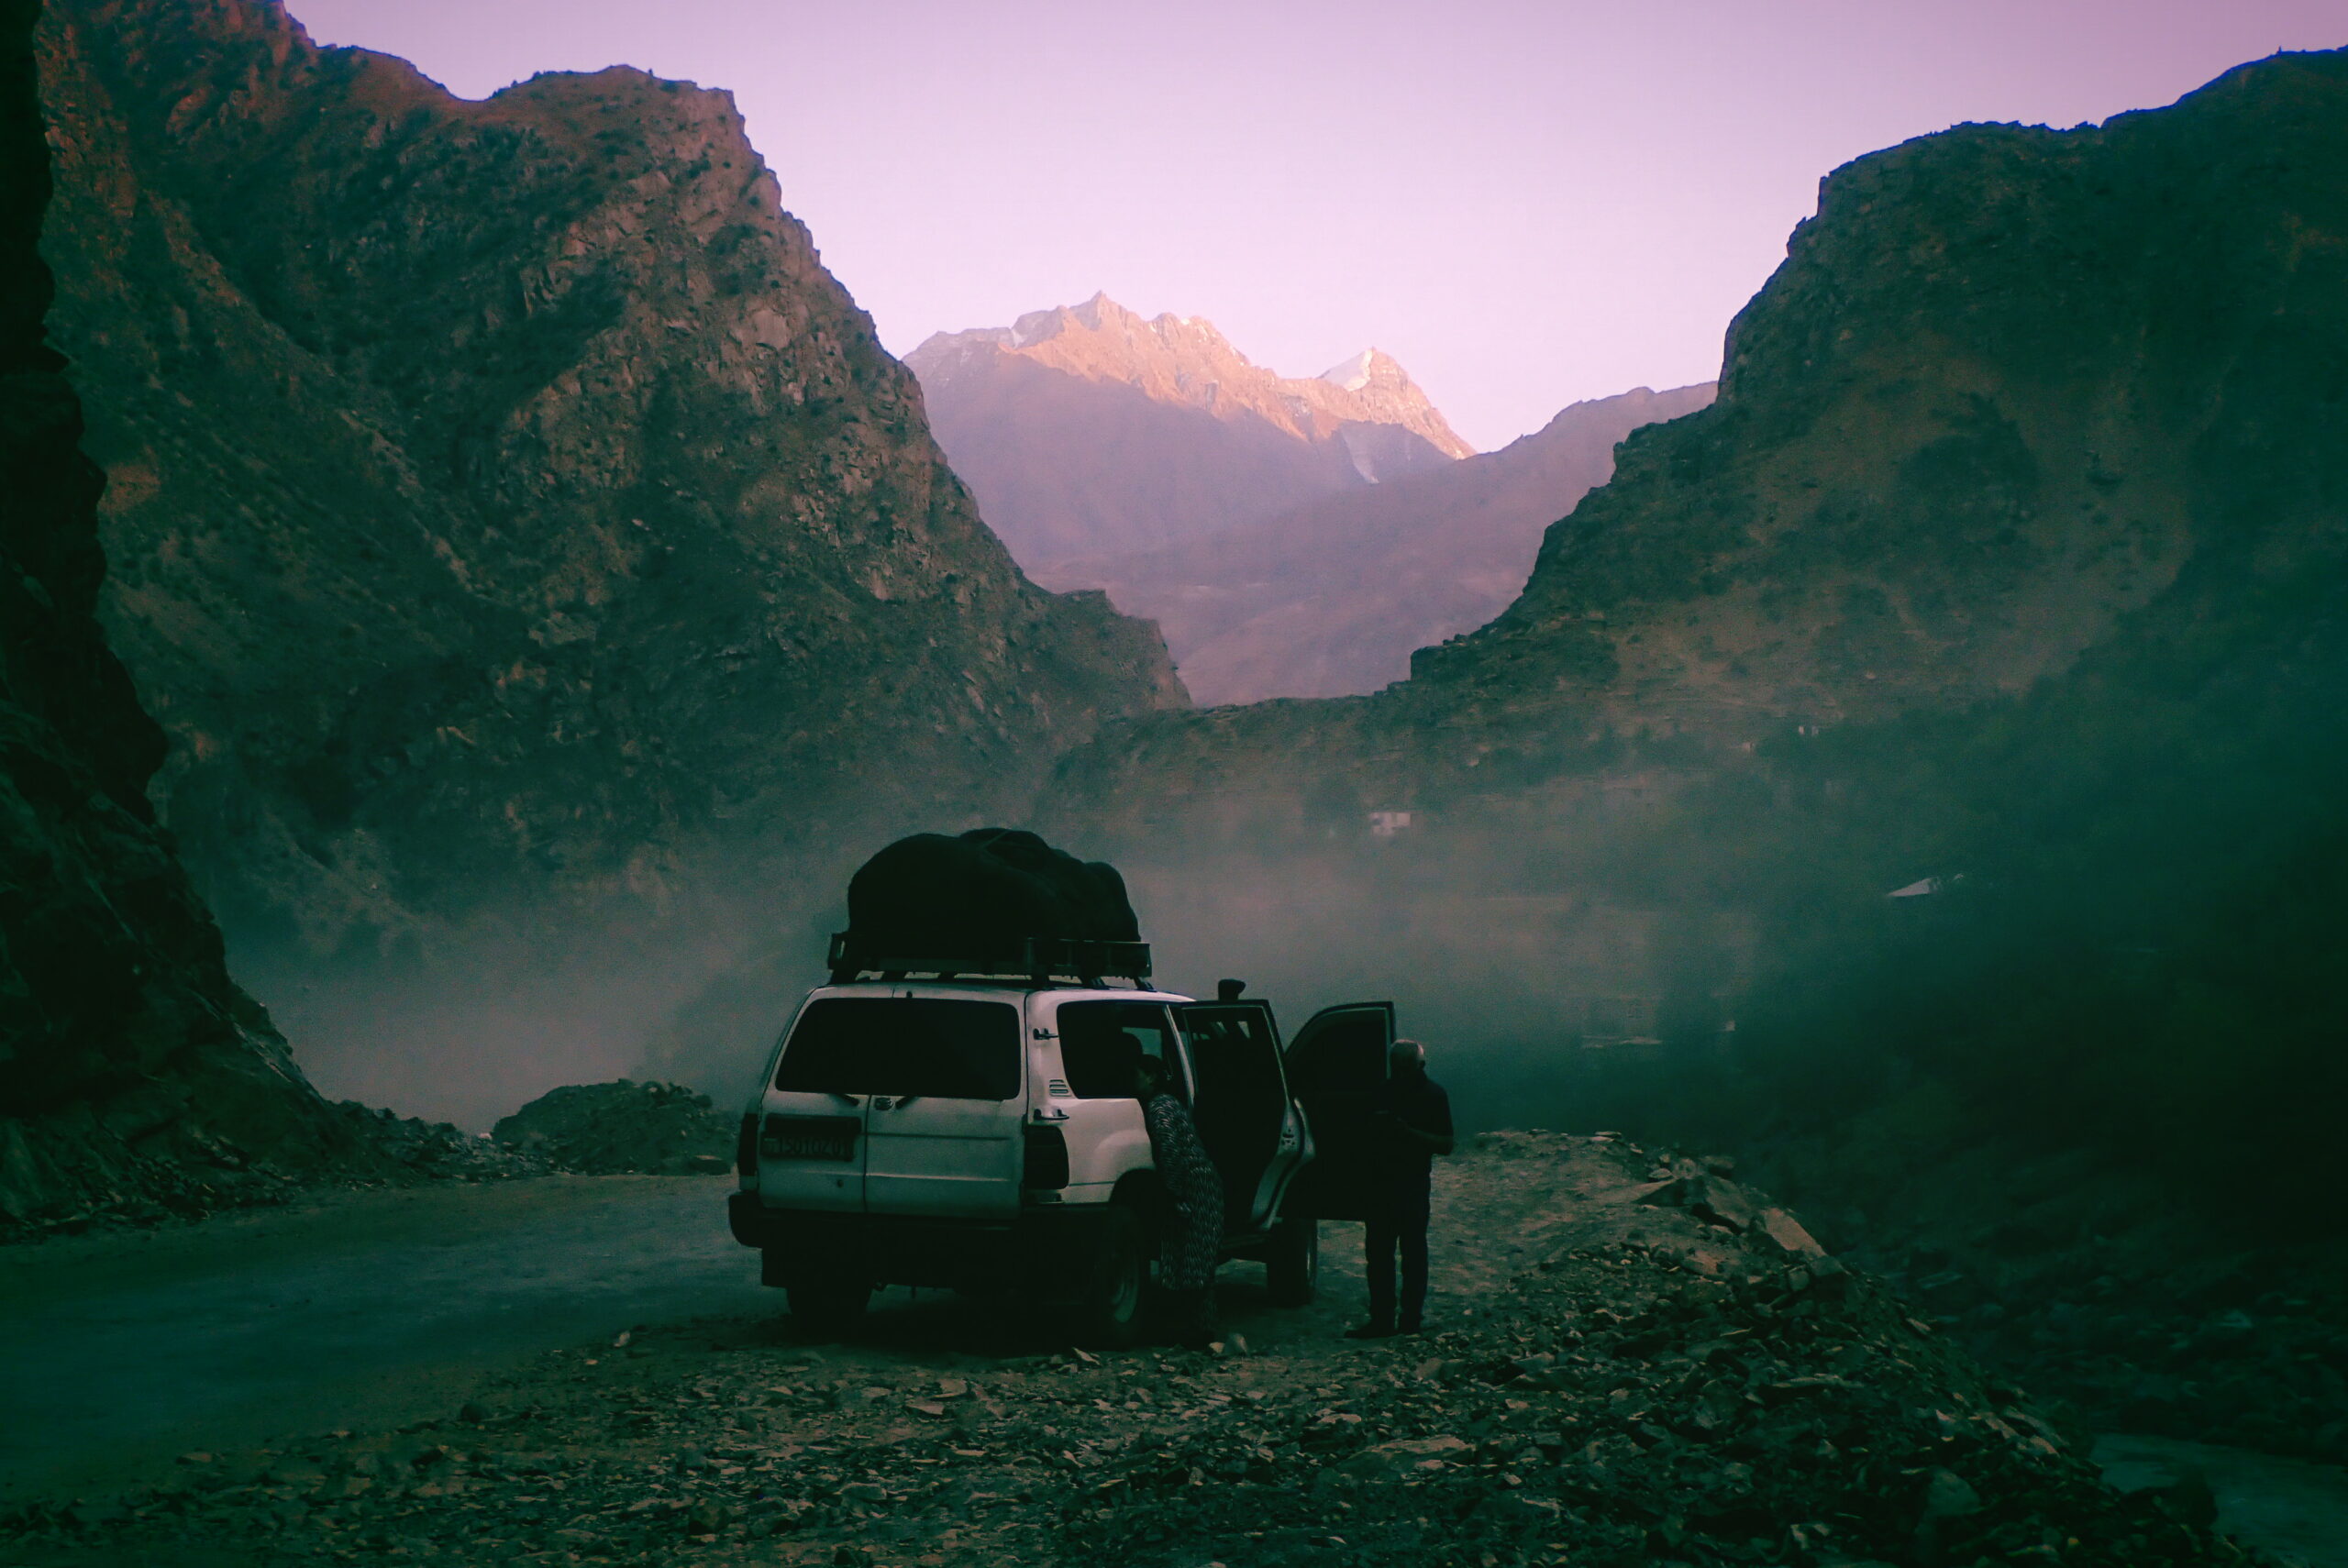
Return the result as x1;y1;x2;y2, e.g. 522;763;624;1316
906;293;1472;567
1047;383;1717;705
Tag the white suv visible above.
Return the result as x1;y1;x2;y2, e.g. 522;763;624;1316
726;951;1397;1346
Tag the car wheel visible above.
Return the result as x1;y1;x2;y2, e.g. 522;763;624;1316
1265;1215;1319;1307
1071;1205;1147;1349
788;1277;871;1335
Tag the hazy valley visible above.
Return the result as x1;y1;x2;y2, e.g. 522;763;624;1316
5;3;2347;1562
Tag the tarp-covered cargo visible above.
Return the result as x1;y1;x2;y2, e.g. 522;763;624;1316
834;828;1143;979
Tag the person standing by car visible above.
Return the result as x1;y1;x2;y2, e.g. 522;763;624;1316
1346;1037;1454;1339
1135;1055;1224;1346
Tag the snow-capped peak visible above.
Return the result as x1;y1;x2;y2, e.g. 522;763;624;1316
1319;348;1377;392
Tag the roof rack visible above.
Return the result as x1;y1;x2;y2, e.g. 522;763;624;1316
826;933;1152;988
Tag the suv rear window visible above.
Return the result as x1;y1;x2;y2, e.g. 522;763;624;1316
775;998;1020;1101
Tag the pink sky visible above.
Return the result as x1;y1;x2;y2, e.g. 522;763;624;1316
289;0;2346;450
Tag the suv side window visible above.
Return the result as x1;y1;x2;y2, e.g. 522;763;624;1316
1058;1001;1183;1099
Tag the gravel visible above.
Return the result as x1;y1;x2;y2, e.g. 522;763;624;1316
0;1132;2273;1567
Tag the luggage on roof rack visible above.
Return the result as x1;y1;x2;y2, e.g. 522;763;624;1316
825;932;1152;986
830;828;1147;985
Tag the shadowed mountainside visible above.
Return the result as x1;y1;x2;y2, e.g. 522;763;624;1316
32;0;1182;1115
907;293;1471;569
0;0;375;1230
1045;49;2348;844
1047;382;1715;705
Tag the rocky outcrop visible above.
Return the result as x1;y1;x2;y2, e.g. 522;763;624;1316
1053;383;1714;704
908;293;1471;567
31;0;1181;1111
0;0;374;1231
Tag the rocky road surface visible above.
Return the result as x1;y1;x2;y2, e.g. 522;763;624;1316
0;1134;2273;1567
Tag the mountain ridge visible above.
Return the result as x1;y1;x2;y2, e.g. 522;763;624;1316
905;291;1471;567
1046;381;1717;704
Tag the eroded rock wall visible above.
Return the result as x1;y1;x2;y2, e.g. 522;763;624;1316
0;0;366;1229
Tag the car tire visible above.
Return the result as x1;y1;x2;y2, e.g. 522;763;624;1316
788;1277;870;1335
1071;1204;1147;1350
1265;1215;1319;1307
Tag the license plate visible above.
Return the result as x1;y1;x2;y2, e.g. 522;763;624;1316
762;1115;858;1162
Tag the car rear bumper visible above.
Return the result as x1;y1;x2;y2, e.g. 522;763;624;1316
726;1191;1119;1294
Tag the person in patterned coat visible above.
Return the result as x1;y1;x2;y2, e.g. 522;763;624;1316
1135;1055;1224;1346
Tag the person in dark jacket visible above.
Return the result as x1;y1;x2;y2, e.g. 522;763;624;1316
1135;1055;1224;1346
1346;1037;1453;1339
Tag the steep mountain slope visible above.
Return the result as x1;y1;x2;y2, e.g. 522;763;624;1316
0;0;369;1230
1055;382;1715;705
1028;49;2348;1152
31;0;1180;1113
1048;48;2348;843
1414;57;2348;738
906;293;1471;568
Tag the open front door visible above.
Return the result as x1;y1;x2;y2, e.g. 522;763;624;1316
1175;1000;1306;1237
1275;1000;1395;1222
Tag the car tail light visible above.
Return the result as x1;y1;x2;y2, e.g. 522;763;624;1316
1022;1123;1069;1189
735;1113;758;1184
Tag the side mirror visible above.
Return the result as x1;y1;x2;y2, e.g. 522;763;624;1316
1216;977;1246;1001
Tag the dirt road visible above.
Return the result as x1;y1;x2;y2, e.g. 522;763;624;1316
0;1129;1607;1507
0;1175;759;1503
0;1133;2265;1568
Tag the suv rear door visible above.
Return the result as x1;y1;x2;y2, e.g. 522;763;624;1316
1174;1000;1307;1236
1273;1000;1395;1222
762;991;1028;1219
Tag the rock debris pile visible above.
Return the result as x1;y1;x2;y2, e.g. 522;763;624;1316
491;1082;735;1176
332;1104;556;1183
0;1133;2270;1566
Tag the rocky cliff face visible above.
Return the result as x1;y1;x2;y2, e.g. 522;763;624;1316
0;0;371;1230
907;293;1471;568
33;0;1180;1114
1413;52;2348;738
1055;382;1715;705
1047;49;2348;841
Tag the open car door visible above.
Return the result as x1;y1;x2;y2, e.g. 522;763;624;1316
1174;1000;1307;1238
1273;1000;1395;1222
